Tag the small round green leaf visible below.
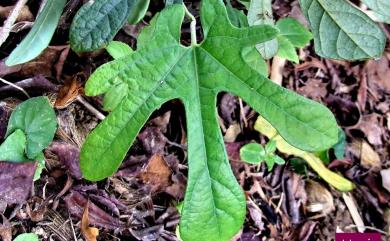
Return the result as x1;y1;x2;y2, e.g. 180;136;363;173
6;97;57;159
13;233;39;241
240;143;265;164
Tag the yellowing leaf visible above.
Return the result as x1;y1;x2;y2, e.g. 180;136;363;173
81;201;99;241
254;116;354;192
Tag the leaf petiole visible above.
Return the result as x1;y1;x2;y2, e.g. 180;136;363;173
183;3;197;46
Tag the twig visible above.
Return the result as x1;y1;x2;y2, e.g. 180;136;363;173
0;0;29;47
183;3;197;46
270;56;286;86
76;95;106;120
0;77;30;98
69;213;78;241
344;224;388;236
342;193;365;233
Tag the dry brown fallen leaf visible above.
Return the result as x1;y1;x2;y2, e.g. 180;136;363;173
55;75;83;109
224;123;241;143
81;200;99;241
360;140;381;170
0;214;11;241
0;162;36;206
305;180;334;219
0;45;69;78
64;191;125;230
355;114;383;146
0;5;33;22
139;154;172;193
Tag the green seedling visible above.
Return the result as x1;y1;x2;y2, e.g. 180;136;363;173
240;141;286;171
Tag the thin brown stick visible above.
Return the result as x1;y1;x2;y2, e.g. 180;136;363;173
0;0;29;47
76;95;106;120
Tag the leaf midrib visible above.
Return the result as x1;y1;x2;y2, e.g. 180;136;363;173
183;48;222;238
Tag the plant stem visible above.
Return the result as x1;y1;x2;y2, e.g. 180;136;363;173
183;3;197;46
0;77;30;98
0;0;29;47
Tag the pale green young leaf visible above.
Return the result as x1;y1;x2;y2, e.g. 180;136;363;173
265;139;277;153
5;0;66;66
247;0;278;59
225;3;269;76
13;233;39;241
70;0;148;52
272;155;286;165
0;129;27;162
106;41;134;59
80;1;338;240
277;35;299;63
362;0;390;24
276;17;313;47
127;0;150;24
240;143;265;164
6;97;57;159
299;0;385;60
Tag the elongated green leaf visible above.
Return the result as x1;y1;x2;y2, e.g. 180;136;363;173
80;1;339;240
128;0;150;24
362;0;390;24
255;116;354;192
299;0;385;60
70;0;147;52
6;97;57;159
0;129;27;162
5;0;66;66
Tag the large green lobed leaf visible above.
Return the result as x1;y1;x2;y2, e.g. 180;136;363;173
299;0;385;60
80;0;339;240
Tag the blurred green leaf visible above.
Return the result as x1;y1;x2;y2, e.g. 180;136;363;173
13;233;39;241
0;129;27;162
6;0;66;66
240;143;265;164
